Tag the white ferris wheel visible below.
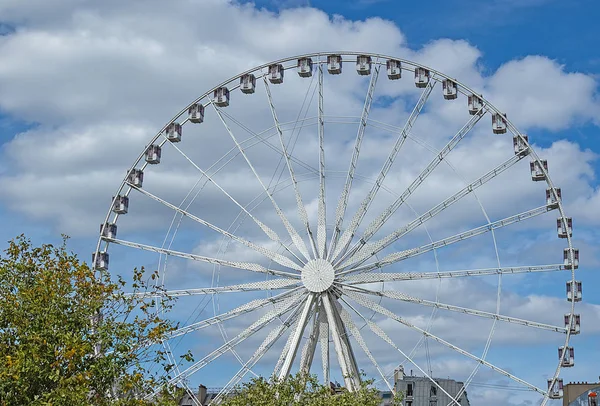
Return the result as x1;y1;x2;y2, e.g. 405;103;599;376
95;52;581;405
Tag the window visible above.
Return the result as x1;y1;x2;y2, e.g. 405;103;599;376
430;385;437;396
429;400;437;406
406;383;413;397
405;402;412;406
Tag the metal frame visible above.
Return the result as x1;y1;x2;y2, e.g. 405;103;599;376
94;52;577;406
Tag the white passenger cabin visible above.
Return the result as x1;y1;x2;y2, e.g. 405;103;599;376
546;187;561;208
513;135;529;156
567;280;582;302
213;87;230;107
100;223;117;239
442;79;458;100
468;94;483;115
112;195;129;214
558;346;574;367
240;74;256;94
188;103;204;123
492;113;507;134
590;393;599;406
414;67;430;88
93;251;109;271
564;248;579;269
268;64;284;84
387;59;401;80
530;160;548;181
297;57;313;77
547;379;564;399
564;314;581;335
557;217;573;238
145;144;161;165
166;122;182;142
356;55;372;75
127;169;144;188
327;54;342;74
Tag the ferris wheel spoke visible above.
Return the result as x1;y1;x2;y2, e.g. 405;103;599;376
316;63;327;259
103;237;300;279
299;299;321;375
327;64;381;260
321;292;360;391
330;78;436;264
334;107;484;266
318;304;330;384
340;203;555;277
273;306;308;378
342;288;546;396
212;303;304;405
212;104;312;261
333;295;394;392
150;292;307;398
277;294;316;379
340;264;566;284
129;184;302;271
263;77;318;258
331;297;361;385
133;279;301;298
339;153;530;270
345;285;567;333
166;140;304;264
167;289;303;340
218;109;319;175
338;291;460;405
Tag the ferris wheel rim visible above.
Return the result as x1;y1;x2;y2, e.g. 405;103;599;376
94;51;578;405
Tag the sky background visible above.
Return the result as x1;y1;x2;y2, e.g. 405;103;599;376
1;1;599;405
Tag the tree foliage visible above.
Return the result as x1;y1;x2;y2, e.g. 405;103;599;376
220;372;403;406
0;235;186;405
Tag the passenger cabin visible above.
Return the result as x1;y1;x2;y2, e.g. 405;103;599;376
468;94;483;115
546;187;561;208
492;113;507;134
112;195;129;214
558;346;574;367
297;57;313;77
567;280;582;302
127;169;144;188
327;54;342;74
213;87;230;107
93;251;109;271
442;79;458;100
590;393;598;406
145;144;161;164
513;135;529;156
564;248;579;269
240;74;256;94
547;379;564;399
268;64;284;84
100;222;117;239
166;122;182;142
188;104;204;123
530;160;548;181
356;55;372;76
564;313;581;335
386;59;401;80
557;218;573;238
414;67;430;88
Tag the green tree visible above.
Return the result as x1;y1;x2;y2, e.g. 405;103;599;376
0;235;187;405
220;372;403;406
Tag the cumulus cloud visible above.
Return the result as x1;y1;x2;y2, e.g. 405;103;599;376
0;0;599;402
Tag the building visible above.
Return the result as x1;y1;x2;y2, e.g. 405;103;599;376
563;380;600;406
179;385;219;406
384;366;470;406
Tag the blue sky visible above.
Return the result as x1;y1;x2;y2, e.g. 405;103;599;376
0;1;599;405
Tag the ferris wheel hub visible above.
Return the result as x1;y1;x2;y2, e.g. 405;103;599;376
301;258;335;293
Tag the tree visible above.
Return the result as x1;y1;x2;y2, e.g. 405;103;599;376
220;372;403;406
0;235;187;405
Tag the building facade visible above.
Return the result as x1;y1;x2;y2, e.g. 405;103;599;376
563;381;600;406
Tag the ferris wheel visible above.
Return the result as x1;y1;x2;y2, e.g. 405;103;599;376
95;52;581;405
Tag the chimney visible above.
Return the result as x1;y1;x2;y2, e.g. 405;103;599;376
198;384;207;405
